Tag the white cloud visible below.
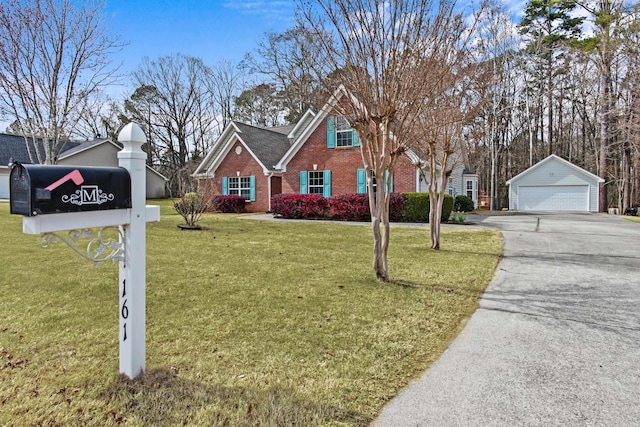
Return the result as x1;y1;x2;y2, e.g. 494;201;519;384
223;0;294;22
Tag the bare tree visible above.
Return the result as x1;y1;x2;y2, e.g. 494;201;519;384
0;0;122;164
234;83;285;127
297;0;480;281
412;26;487;249
209;59;246;130
245;26;328;123
577;1;633;212
127;54;217;194
71;90;124;141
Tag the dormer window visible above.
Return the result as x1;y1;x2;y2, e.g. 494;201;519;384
326;116;360;148
336;117;353;147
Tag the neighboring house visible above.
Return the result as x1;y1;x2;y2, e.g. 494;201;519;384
57;139;168;199
0;133;82;199
407;148;479;208
506;154;604;212
0;133;168;199
193;88;478;212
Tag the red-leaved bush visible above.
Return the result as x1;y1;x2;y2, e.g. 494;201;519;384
272;192;408;221
330;193;406;222
271;194;329;219
211;195;246;213
389;193;407;222
329;193;370;221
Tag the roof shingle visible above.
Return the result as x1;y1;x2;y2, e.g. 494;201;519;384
233;122;291;171
0;133;81;166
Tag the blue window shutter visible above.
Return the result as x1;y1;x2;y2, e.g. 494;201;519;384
323;170;331;198
222;176;228;195
327;116;335;148
352;129;360;146
249;175;256;201
300;170;308;194
357;168;366;193
384;171;393;192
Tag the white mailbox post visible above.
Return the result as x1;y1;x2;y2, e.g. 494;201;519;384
14;123;159;380
117;123;153;379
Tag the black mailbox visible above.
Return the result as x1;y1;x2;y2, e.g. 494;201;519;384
10;164;131;216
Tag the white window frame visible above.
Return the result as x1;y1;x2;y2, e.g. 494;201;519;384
335;116;353;147
466;180;473;198
370;170;377;192
308;171;324;194
228;176;252;200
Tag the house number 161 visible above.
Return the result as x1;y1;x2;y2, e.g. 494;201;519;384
121;279;128;341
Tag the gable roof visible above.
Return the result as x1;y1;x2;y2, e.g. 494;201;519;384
193;121;291;177
0;133;168;181
506;154;604;185
0;133;81;166
58;138;169;181
275;86;353;172
57;138;117;160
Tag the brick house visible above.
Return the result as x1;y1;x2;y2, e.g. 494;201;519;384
193;89;476;212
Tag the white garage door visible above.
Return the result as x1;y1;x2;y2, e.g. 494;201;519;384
519;185;589;211
0;172;9;199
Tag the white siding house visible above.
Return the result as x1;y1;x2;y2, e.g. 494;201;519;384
506;154;603;212
0;166;9;199
417;162;478;207
0;134;168;199
57;140;168;199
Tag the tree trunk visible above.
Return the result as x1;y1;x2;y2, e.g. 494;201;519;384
371;186;390;282
429;194;440;250
598;76;611;212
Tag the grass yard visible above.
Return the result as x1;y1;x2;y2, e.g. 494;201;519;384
622;215;640;223
0;200;502;426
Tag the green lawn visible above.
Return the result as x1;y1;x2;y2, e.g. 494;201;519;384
0;200;502;426
622;215;640;223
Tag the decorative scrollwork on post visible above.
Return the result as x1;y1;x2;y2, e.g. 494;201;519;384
39;227;125;266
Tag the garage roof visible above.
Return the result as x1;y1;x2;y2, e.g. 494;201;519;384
506;154;604;186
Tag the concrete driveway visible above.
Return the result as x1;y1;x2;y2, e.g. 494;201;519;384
376;213;640;426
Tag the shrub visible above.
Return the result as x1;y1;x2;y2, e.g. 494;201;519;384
211;195;245;213
441;194;454;221
174;192;209;227
403;192;430;222
402;193;453;222
389;193;406;222
271;194;329;219
328;193;406;222
454;195;474;212
329;193;370;221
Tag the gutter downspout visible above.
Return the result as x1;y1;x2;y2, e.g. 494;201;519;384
267;172;273;212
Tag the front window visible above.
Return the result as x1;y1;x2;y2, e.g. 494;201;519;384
228;176;251;200
448;177;454;196
336;116;353;147
466;180;473;198
308;171;324;194
370;170;377;192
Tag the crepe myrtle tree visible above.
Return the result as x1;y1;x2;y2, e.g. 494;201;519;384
412;24;487;250
297;0;485;280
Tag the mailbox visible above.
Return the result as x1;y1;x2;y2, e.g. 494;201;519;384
10;164;131;216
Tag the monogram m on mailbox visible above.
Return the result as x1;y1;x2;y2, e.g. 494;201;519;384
10;164;132;216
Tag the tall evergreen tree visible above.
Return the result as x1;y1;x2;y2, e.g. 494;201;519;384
519;0;584;156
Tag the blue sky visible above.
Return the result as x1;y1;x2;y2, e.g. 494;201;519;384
105;0;296;75
105;0;527;77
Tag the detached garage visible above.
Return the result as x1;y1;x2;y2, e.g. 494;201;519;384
506;154;604;212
